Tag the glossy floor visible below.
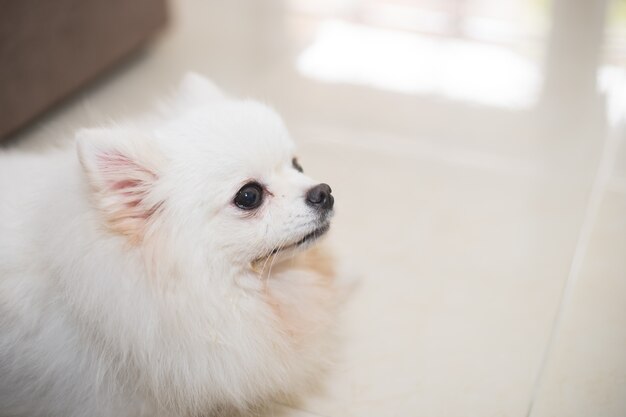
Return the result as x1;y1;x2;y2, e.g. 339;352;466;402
5;0;626;416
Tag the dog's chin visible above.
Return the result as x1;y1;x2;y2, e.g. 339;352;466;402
251;223;330;268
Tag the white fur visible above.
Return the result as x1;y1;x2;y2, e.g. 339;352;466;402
0;74;339;417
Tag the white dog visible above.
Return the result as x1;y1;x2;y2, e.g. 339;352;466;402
0;73;340;417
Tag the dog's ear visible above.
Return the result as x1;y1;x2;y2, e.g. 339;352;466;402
76;128;166;243
177;72;224;105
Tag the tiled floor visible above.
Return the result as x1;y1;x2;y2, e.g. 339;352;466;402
4;0;625;416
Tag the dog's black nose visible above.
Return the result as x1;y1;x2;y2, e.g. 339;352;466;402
306;183;334;211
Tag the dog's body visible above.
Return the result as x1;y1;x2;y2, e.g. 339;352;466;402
0;74;339;417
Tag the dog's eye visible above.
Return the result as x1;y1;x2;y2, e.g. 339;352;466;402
234;182;264;210
292;157;303;173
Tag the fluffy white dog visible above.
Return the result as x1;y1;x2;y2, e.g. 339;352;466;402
0;73;340;417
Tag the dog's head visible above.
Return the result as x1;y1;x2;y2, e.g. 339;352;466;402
77;73;333;271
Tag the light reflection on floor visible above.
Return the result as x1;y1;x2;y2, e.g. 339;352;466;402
297;19;542;108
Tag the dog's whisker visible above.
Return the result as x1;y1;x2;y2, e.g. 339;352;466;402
263;234;286;277
265;233;291;279
265;241;283;281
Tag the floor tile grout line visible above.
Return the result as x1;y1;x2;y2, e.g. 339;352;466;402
297;123;536;171
524;122;624;417
298;124;597;183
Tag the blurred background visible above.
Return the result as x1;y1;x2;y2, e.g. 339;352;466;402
1;0;625;416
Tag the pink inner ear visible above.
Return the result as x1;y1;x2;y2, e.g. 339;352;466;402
94;151;162;237
97;152;135;169
111;179;142;191
96;152;156;191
